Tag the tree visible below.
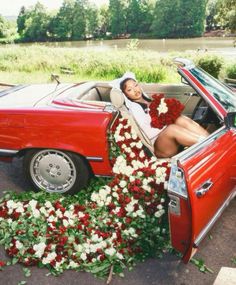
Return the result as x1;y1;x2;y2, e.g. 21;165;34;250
50;0;75;40
17;6;27;35
151;0;207;38
216;0;236;32
0;15;7;38
16;2;51;41
71;0;87;40
206;0;219;31
85;3;99;37
176;0;207;37
109;0;127;36
126;0;142;34
97;4;110;36
139;0;155;34
24;2;51;41
151;0;178;38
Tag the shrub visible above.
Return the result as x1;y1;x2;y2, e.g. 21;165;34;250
225;64;236;79
196;55;224;78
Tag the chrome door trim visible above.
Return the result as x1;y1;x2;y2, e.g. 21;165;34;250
86;156;103;162
0;149;19;156
194;190;236;246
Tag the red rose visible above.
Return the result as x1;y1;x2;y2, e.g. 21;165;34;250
149;93;184;129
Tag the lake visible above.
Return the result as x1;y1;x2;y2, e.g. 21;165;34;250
22;37;236;58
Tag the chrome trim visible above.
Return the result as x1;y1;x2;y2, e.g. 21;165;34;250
168;190;188;200
95;174;112;178
86;156;103;162
194;190;236;246
0;149;19;156
195;179;213;198
0;84;27;98
174;57;195;69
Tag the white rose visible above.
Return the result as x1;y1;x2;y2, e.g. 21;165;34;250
119;180;127;188
33;242;46;258
105;247;116;256
80;252;87;261
15;240;23;249
29;200;37;209
157;98;168;114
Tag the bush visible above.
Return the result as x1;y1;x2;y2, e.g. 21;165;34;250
196;55;224;78
225;64;236;79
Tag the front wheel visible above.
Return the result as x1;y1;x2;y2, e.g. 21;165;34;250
23;149;90;194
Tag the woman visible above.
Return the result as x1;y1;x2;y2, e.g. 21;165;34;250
119;76;209;158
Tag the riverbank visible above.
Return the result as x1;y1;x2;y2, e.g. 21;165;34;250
0;45;235;84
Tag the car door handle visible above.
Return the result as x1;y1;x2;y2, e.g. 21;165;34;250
196;180;213;198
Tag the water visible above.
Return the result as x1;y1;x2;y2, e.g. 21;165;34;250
23;37;235;57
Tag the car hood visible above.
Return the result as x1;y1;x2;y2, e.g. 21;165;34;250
0;83;71;108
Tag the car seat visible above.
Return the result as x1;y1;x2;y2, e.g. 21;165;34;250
110;88;155;154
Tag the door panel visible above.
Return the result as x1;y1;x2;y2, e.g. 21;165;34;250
168;129;236;262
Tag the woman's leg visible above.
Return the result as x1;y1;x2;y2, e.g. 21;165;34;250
154;124;200;158
175;115;209;137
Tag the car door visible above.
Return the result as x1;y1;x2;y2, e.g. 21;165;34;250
167;114;236;262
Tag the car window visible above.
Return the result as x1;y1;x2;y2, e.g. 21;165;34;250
190;67;236;112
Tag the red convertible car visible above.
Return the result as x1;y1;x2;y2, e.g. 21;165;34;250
0;58;235;262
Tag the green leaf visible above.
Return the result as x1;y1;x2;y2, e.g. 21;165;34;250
18;281;27;285
11;257;19;265
231;257;236;265
191;258;214;274
23;267;31;277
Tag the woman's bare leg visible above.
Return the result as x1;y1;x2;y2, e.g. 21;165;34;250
154;124;200;158
175;115;209;137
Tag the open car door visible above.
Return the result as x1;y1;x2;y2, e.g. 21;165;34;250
167;113;236;262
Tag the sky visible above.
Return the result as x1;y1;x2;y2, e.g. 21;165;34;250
0;0;108;16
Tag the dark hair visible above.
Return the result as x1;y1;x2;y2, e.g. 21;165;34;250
120;78;136;93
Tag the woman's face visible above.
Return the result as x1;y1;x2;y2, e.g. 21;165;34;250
123;79;142;101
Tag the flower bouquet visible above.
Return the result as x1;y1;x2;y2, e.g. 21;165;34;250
149;94;185;129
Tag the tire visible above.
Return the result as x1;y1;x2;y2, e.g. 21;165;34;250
23;149;90;194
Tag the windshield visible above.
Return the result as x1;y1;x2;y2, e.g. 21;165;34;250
189;67;236;112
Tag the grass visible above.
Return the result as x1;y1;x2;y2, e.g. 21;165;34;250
0;45;232;84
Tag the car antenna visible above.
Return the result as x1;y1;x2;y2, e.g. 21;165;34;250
51;73;60;85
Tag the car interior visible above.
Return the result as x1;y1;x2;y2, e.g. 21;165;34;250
71;80;222;155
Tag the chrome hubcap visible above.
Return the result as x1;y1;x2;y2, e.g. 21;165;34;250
30;150;76;193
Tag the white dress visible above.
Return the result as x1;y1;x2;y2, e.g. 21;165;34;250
127;100;164;144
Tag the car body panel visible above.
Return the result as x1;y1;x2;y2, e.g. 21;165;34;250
0;106;114;175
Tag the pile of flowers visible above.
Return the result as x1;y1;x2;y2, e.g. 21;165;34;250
0;117;171;279
149;93;185;129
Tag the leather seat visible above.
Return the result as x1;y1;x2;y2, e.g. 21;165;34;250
110;88;155;154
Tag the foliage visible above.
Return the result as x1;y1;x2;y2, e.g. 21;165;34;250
17;3;51;41
0;118;170;278
205;0;220;31
191;258;214;273
196;55;224;78
0;0;235;42
0;14;16;39
0;46;171;83
109;0;127;36
151;0;207;38
215;0;236;33
225;63;236;79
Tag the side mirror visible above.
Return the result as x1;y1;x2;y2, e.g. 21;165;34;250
224;112;236;129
